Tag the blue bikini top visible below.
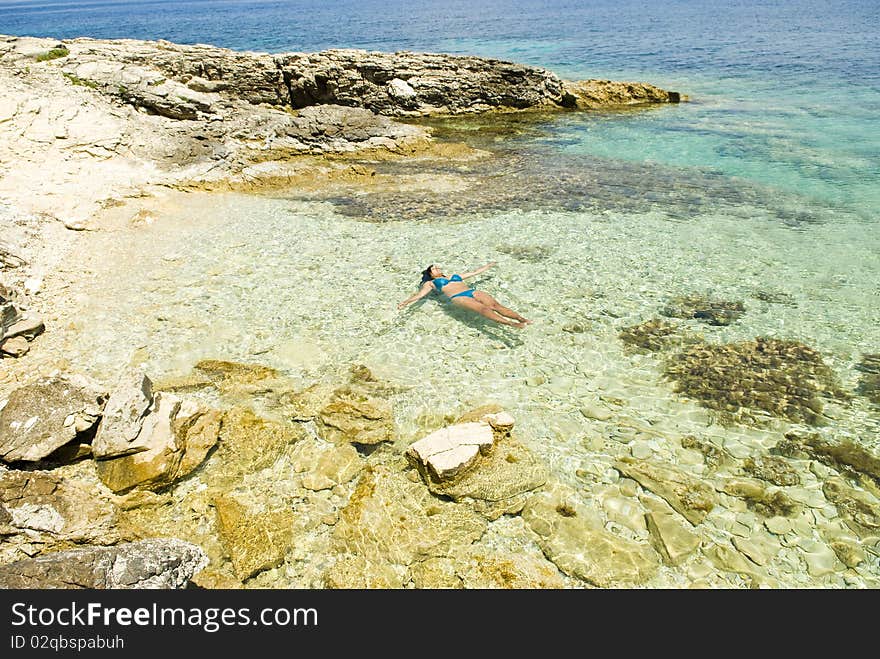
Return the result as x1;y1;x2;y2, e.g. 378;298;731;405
433;274;462;290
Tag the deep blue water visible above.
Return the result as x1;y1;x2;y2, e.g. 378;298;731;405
1;0;878;215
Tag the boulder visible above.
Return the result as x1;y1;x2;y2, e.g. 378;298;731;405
406;421;496;482
91;370;156;459
0;538;208;588
0;375;106;463
95;394;221;493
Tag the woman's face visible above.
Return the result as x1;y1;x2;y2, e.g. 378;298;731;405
429;265;442;278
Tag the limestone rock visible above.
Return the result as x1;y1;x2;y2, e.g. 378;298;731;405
409;557;463;589
563;79;682;109
614;457;716;525
214;494;294;581
643;502;701;566
0;538;208;589
406;421;496;482
827;537;866;568
332;464;487;566
731;529;782;567
422;437;548;512
95;393;221;493
0;336;28;356
742;454;801;487
0;375;107;463
705;542;773;586
317;386;394;446
777;432;880;498
290;437;365;491
453;546;568;589
2;314;45;341
0;470;120;560
822;476;880;538
603;495;649;534
91;370;156;459
522;482;660;587
454;404;504;423
323;554;406;589
203;406;304;487
193;358;282;388
276;49;576;116
275;382;336;420
721;477;801;518
797;538;841;577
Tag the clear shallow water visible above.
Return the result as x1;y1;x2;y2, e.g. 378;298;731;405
49;187;880;456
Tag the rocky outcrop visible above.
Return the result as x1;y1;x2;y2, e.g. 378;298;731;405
0;34;682;224
0;537;208;588
0;288;44;358
276;49;576;115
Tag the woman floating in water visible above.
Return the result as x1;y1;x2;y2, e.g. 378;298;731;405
397;262;531;328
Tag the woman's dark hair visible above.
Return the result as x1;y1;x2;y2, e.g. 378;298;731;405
420;265;434;284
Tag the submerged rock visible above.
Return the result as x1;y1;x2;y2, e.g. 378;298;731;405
522;482;660;587
619;317;684;352
0;537;208;589
410;546;568;589
202;406;305;488
855;354;880;405
323;554;407;589
317;386;395;446
742;455;801;487
663;337;849;427
642;498;701;566
614;457;716;526
332;464;487;567
661;293;745;326
213;494;294;581
821;476;880;539
775;432;880;498
720;477;801;518
422;438;549;519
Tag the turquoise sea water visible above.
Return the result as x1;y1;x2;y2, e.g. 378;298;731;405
2;0;878;214
3;1;880;587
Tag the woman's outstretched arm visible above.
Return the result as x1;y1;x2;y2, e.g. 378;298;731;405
397;282;435;309
460;261;497;279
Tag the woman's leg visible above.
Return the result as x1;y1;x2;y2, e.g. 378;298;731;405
451;296;526;328
473;291;531;324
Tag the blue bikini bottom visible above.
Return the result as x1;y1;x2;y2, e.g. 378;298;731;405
448;289;475;300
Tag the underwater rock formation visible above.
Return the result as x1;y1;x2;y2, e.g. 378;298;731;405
856;353;880;405
662;337;849;426
619;317;684;352
661;293;745;326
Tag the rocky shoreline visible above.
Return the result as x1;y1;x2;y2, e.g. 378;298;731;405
3;34;879;590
